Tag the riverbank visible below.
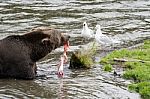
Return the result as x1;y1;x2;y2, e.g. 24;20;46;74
100;40;150;99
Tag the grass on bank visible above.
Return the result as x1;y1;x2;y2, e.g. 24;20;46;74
103;64;112;72
100;40;150;99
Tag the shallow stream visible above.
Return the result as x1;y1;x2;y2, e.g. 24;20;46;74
0;0;150;98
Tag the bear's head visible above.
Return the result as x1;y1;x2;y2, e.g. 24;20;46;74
23;27;70;61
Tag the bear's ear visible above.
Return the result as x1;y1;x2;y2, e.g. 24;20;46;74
41;37;50;45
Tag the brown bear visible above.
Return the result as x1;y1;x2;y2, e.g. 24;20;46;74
0;27;70;79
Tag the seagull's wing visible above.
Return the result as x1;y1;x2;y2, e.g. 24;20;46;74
100;34;113;43
81;28;87;37
81;28;84;35
81;29;84;36
97;38;105;44
103;34;121;44
89;28;94;34
95;34;104;44
88;28;94;38
112;39;120;44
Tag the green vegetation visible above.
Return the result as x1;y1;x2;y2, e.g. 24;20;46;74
128;82;150;99
103;64;112;72
100;40;150;99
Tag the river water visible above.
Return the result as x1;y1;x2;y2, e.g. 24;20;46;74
0;0;150;99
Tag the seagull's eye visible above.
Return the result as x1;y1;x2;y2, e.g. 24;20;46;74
83;24;85;26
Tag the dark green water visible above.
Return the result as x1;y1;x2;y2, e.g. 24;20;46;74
0;0;150;98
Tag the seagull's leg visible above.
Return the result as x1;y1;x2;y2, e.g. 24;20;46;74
112;43;116;50
100;44;103;52
100;43;104;52
103;43;109;51
82;38;85;44
111;42;117;50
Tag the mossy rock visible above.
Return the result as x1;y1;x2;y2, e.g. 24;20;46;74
69;42;97;69
69;50;94;69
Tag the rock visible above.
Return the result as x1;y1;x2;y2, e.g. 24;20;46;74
69;42;97;69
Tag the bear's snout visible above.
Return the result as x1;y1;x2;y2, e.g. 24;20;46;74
64;35;70;42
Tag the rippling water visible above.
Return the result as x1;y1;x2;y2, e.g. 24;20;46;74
0;0;150;98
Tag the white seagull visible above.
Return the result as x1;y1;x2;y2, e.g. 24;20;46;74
95;25;120;45
81;21;94;39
